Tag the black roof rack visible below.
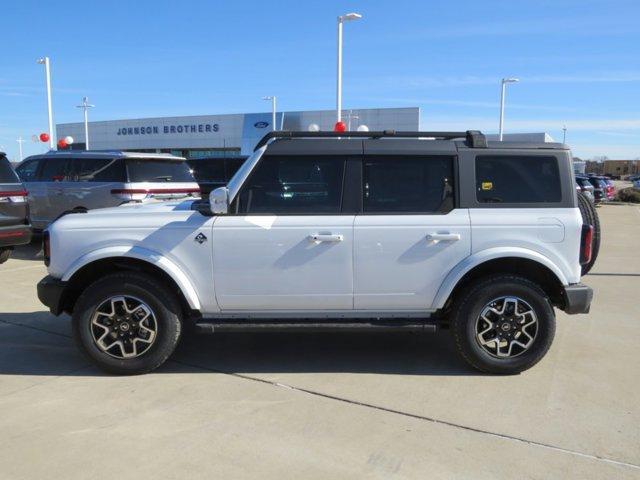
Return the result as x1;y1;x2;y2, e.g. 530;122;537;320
254;130;487;151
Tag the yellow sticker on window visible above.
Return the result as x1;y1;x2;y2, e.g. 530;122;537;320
481;181;493;191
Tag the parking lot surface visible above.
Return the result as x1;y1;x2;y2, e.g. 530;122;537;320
1;205;639;479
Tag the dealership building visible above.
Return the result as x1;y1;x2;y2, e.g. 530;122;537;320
56;107;420;158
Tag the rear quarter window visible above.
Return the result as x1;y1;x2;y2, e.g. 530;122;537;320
476;155;561;204
126;159;195;183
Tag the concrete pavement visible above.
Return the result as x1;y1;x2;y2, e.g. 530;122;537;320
0;204;639;479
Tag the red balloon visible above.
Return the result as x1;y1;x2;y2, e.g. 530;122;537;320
57;139;68;149
334;121;347;132
39;133;50;143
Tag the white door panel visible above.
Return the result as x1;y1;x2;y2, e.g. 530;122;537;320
213;215;354;310
354;209;471;309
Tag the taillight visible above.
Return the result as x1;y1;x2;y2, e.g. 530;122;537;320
43;230;50;267
580;224;593;265
0;189;27;203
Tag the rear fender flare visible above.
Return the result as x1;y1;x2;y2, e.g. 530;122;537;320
432;247;568;310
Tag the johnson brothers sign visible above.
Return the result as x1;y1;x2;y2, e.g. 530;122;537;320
116;123;220;136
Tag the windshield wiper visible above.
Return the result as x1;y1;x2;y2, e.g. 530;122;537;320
153;175;172;181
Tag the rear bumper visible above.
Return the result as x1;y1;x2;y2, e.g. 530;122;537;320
563;283;593;314
0;224;32;248
37;275;67;316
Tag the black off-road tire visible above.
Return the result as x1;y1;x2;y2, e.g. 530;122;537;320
72;272;182;375
577;191;601;275
451;275;556;374
0;248;11;264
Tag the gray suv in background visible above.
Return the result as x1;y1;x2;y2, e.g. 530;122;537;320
15;151;200;229
0;152;31;263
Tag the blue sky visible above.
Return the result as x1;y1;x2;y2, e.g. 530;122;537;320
1;0;639;160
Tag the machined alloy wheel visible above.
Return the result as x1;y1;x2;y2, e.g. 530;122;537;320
451;275;555;374
475;296;538;358
90;295;158;359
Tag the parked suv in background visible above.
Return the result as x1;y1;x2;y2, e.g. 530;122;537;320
0;152;31;263
15;151;200;229
575;176;595;203
187;156;247;195
37;130;594;375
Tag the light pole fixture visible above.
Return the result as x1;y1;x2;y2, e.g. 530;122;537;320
262;96;277;131
336;12;362;123
498;77;519;141
16;137;25;162
76;96;95;150
36;57;54;149
346;110;359;131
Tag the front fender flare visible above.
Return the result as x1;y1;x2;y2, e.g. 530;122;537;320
431;247;568;310
61;245;201;310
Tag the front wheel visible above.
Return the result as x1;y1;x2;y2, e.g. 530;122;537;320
72;272;182;375
451;275;555;374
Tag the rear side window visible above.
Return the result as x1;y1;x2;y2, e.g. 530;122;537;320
363;156;454;213
476;155;561;203
126;159;195;183
15;159;42;182
69;158;126;182
40;158;71;182
0;158;20;183
237;155;345;214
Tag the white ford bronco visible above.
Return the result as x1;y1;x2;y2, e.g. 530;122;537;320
37;130;594;375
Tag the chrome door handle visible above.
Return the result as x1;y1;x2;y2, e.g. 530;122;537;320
426;233;461;242
309;234;344;243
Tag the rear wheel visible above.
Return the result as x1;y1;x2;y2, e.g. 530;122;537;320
0;248;11;264
72;272;182;375
451;275;556;374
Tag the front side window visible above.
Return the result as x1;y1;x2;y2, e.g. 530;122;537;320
476;155;561;203
15;159;42;182
363;156;454;213
237;155;345;214
126;159;195;183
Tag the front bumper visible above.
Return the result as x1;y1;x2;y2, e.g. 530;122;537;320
563;283;593;314
0;225;32;248
37;275;67;316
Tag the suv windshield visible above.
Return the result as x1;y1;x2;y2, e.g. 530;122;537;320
126;159;194;183
0;157;20;183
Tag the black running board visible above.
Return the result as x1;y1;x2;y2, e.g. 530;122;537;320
194;320;437;334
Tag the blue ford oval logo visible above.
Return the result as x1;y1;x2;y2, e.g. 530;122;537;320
254;121;269;129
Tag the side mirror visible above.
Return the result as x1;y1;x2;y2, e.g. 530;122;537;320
209;187;229;215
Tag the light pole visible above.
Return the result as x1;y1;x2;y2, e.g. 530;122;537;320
346;110;359;131
36;57;54;149
562;125;567;144
16;137;24;161
336;12;362;123
262;96;277;131
76;96;95;150
498;77;519;141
